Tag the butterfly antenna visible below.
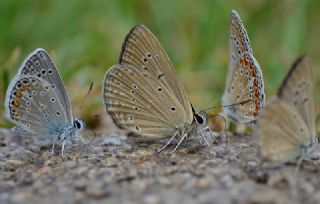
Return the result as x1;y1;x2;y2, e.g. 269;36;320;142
203;99;252;113
79;82;94;111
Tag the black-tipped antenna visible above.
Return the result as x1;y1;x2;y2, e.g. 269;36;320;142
79;82;94;111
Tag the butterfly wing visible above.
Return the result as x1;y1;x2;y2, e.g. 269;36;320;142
255;100;311;162
277;56;315;144
6;48;72;120
103;64;189;141
227;10;253;86
222;52;265;123
119;25;193;124
5;76;69;136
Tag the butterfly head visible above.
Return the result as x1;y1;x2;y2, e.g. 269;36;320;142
194;110;208;129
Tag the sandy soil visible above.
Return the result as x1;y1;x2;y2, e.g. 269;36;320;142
1;126;320;204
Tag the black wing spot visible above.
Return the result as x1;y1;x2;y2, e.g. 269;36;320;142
157;73;165;79
171;107;176;111
48;69;53;74
158;87;163;92
56;111;61;116
51;98;56;102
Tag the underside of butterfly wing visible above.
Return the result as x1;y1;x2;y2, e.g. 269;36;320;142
277;55;315;144
119;25;193;124
255;100;311;163
222;52;265;123
227;10;253;86
103;64;192;141
5;76;69;136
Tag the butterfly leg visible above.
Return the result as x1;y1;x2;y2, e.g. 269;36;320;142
79;135;89;152
205;126;217;144
51;137;56;155
200;131;210;148
171;133;188;153
158;133;178;153
61;139;66;157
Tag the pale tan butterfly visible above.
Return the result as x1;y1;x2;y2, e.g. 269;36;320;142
222;10;265;124
103;25;214;152
254;56;317;163
5;48;86;156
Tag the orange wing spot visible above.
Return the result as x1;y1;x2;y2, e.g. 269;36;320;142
19;85;26;92
15;91;23;98
249;63;253;70
11;100;20;108
244;57;248;66
253;112;258;117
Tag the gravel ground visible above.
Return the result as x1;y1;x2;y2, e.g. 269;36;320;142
1;126;320;204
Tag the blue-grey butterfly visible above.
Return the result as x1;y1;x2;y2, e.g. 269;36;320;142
222;10;265;124
255;56;316;163
103;25;213;152
5;48;85;156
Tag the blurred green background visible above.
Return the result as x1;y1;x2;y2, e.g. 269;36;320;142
1;0;320;128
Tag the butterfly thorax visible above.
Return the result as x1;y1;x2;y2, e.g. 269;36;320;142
50;118;84;142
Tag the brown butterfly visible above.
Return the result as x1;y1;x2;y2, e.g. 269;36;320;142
254;55;317;162
103;25;214;152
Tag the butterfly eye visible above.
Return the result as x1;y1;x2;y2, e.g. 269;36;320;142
74;120;82;129
194;114;205;125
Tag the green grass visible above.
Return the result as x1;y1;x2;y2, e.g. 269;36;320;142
1;0;320;128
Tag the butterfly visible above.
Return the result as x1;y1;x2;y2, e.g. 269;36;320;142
254;55;317;163
221;10;265;124
5;48;85;156
103;25;213;152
